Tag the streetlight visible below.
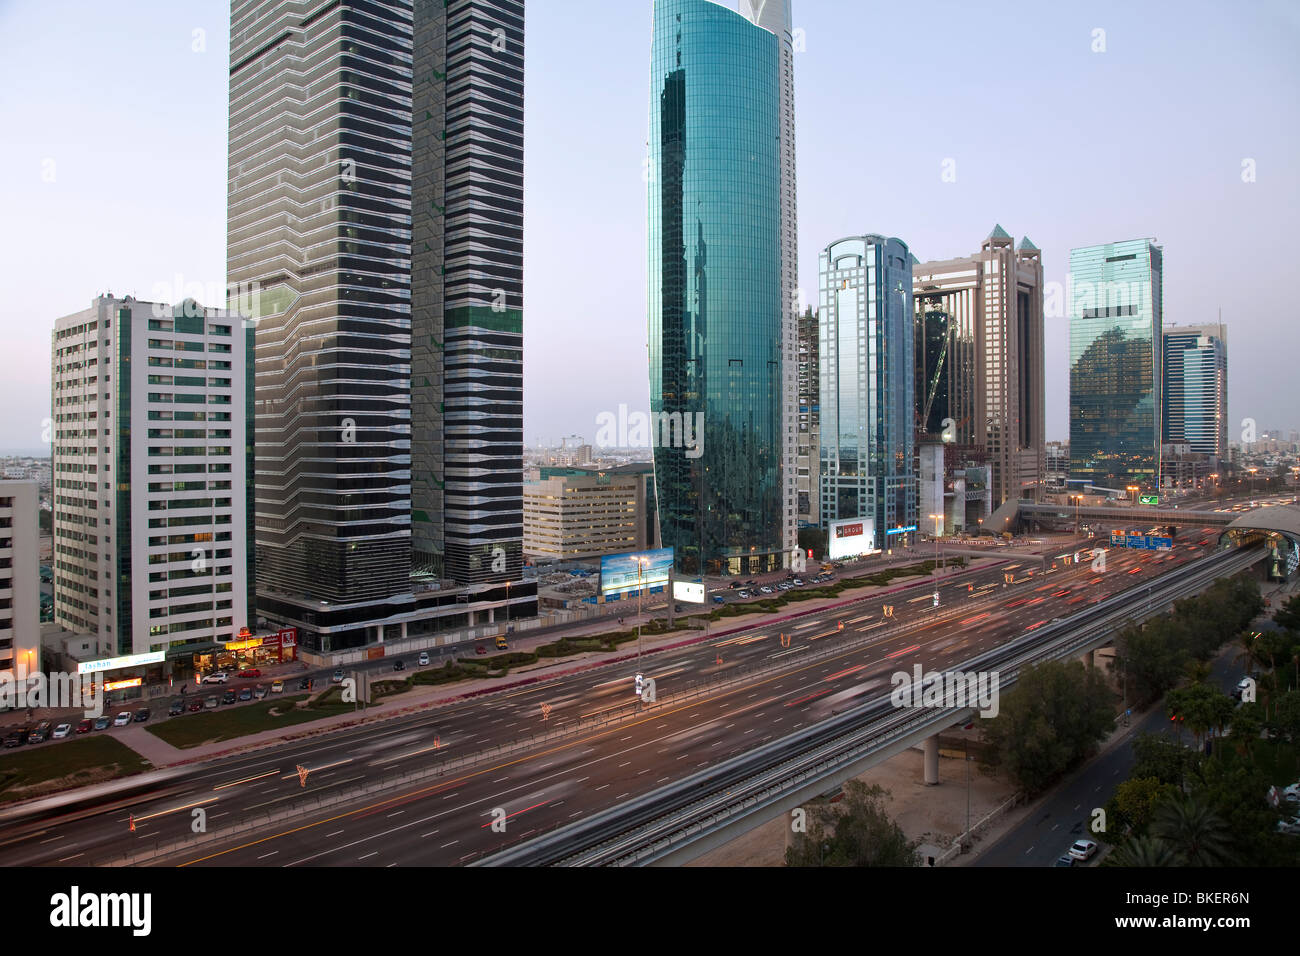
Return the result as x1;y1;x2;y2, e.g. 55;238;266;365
1247;467;1258;499
1070;494;1083;536
928;513;942;606
1127;485;1139;506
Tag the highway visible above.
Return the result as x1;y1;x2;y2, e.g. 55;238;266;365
0;533;1229;866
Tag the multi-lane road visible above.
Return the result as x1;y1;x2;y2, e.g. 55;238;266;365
0;532;1229;866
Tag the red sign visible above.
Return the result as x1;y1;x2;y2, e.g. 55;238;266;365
836;523;863;539
278;627;297;647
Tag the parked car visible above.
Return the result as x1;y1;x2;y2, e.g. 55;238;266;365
3;727;29;747
712;595;725;604
297;677;310;691
271;680;284;694
202;672;229;684
1283;783;1300;805
204;695;219;710
792;579;804;587
75;718;94;734
759;586;774;595
1069;839;1098;861
238;687;253;702
253;684;269;699
417;652;429;666
93;715;112;730
187;698;203;712
237;668;261;679
133;708;150;723
331;669;345;683
168;699;185;716
475;645;487;655
737;590;751;599
220;690;236;705
495;636;509;650
52;723;72;739
112;712;132;727
393;659;407;671
28;722;51;744
1053;855;1074;867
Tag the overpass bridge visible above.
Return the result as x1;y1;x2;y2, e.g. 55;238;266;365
1018;501;1235;528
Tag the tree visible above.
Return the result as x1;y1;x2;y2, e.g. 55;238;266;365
1166;683;1235;751
1115;619;1186;705
1274;595;1300;633
1113;776;1178;834
1229;702;1263;760
1105;835;1179;867
1130;733;1197;788
1270;690;1300;742
980;659;1115;794
1149;793;1236;866
785;781;919;867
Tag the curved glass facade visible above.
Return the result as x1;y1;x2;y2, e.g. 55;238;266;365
648;0;783;577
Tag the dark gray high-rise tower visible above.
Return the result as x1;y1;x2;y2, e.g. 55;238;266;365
229;0;531;651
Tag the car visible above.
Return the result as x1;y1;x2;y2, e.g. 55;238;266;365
168;699;185;716
1283;783;1300;805
393;659;407;671
729;581;741;589
331;669;345;683
271;680;284;694
220;690;237;705
297;676;310;690
52;723;72;739
237;668;261;679
1069;839;1098;861
1053;855;1074;867
187;698;203;712
737;590;751;599
75;718;93;734
93;715;112;730
495;637;509;651
792;579;804;587
112;712;132;727
417;652;429;666
238;687;253;702
712;595;725;604
1276;817;1300;837
476;645;487;655
28;720;53;743
204;695;219;710
253;684;268;699
133;708;150;723
777;582;792;591
3;727;29;747
202;672;229;684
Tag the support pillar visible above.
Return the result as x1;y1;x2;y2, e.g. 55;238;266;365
1085;649;1095;670
923;735;940;786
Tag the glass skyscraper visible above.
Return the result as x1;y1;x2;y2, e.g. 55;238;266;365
818;236;917;551
647;0;788;576
1163;323;1227;461
1068;239;1163;491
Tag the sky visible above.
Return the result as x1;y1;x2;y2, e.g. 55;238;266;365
1;0;1298;453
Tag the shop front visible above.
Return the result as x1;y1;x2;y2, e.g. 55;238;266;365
220;627;299;671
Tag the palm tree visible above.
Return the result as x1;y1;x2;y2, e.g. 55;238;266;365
1235;630;1258;678
1105;835;1179;867
1150;793;1236;866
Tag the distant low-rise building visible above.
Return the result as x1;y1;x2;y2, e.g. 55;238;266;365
0;480;41;681
524;465;660;562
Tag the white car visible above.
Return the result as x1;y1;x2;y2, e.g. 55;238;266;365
52;723;72;739
417;652;430;666
201;672;229;684
1069;839;1098;861
112;712;132;727
1283;783;1300;805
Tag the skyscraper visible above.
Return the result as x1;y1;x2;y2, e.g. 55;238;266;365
1163;322;1228;463
229;0;532;652
912;226;1046;507
647;0;793;576
796;307;820;528
818;236;917;552
51;296;254;658
1069;239;1163;490
411;0;525;587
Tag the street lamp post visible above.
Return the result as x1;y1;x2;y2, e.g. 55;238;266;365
1127;485;1139;506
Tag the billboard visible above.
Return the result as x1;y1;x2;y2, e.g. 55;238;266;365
1110;531;1174;551
600;547;674;598
76;651;166;675
827;517;875;559
673;580;705;604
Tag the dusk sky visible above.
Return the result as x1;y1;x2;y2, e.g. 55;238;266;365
2;0;1297;452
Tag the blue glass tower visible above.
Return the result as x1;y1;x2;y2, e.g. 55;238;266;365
818;236;917;551
648;0;785;577
1069;239;1163;490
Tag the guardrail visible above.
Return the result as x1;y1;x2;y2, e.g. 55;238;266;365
474;545;1262;866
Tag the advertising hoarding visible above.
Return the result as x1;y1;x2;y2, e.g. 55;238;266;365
672;580;705;604
827;517;875;559
600;548;674;598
